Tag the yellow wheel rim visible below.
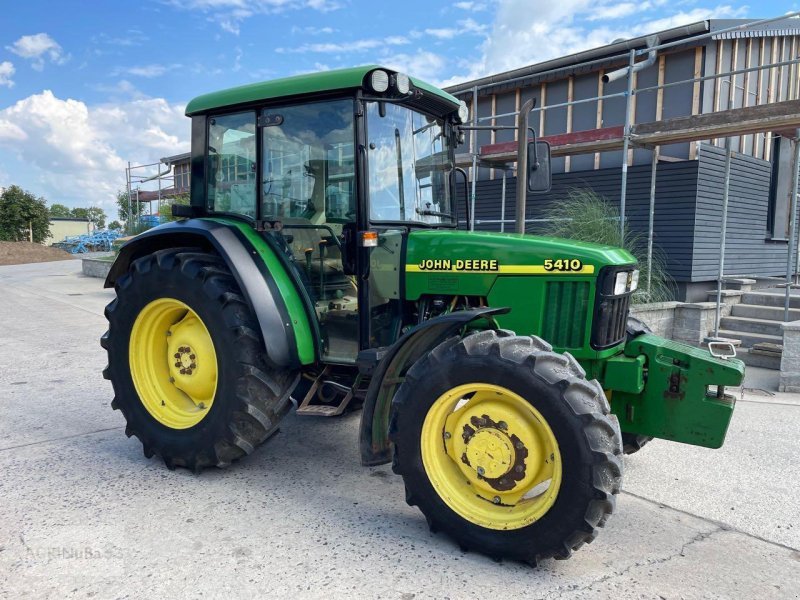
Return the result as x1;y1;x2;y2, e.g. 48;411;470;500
129;298;218;429
421;383;562;530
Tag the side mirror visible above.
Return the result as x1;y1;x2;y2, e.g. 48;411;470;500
527;140;552;194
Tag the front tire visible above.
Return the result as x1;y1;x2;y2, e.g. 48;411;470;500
102;248;298;471
390;330;623;564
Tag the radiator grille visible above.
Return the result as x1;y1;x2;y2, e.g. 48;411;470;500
542;281;590;348
591;295;631;349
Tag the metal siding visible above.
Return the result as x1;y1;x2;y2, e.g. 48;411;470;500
661;50;696;159
570;73;600;172
691;144;797;280
544;79;569;174
467;161;700;281
494;92;516;144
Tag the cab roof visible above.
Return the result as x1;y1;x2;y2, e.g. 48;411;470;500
185;65;461;116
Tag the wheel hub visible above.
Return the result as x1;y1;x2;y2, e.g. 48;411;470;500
422;383;562;530
129;298;218;429
464;428;514;480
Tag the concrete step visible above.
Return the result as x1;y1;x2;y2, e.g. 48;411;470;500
737;348;781;370
724;278;756;291
742;291;800;309
731;303;800;321
717;329;783;349
719;316;785;337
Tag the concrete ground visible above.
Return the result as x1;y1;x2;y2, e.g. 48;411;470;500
1;259;799;600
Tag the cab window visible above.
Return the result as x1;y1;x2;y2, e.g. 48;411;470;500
207;111;257;218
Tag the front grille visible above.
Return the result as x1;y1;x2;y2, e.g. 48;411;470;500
591;294;631;349
542;281;590;348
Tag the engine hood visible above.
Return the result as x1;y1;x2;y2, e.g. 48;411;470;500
406;229;635;274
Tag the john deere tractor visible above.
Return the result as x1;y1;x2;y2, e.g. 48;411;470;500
103;65;744;564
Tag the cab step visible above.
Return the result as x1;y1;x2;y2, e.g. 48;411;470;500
295;367;368;417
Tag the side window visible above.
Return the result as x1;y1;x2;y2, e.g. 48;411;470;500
207;112;257;218
261;99;355;224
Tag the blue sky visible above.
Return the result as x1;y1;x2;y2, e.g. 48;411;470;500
0;0;793;215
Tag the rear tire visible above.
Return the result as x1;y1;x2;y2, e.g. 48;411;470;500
390;330;623;564
102;248;298;471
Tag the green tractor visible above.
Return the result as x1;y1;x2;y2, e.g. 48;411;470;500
102;65;744;564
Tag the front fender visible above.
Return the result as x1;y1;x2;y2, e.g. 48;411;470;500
106;218;317;369
358;307;509;466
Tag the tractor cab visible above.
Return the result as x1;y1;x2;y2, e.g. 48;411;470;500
184;66;499;363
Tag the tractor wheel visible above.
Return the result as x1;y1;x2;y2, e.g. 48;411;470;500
390;330;623;564
102;248;297;471
622;316;654;455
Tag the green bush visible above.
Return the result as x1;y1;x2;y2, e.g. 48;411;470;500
541;189;674;304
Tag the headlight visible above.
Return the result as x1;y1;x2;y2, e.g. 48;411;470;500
369;70;389;93
457;100;469;123
630;269;640;292
395;73;410;94
613;272;628;295
613;269;640;295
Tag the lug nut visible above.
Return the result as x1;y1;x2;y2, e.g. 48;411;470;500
492;496;501;504
497;421;508;430
515;465;524;473
190;363;196;369
174;353;181;359
444;432;451;440
189;354;196;360
180;369;186;374
477;466;485;476
515;442;524;450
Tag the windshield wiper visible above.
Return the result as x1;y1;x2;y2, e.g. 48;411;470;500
415;207;454;219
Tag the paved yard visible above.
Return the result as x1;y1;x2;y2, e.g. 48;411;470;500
1;259;798;599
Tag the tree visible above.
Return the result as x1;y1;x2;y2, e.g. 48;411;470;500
116;189;143;223
108;220;122;230
49;203;72;218
85;206;106;229
159;193;190;222
0;186;51;243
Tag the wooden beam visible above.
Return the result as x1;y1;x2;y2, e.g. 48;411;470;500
632;99;800;146
476;100;800;163
755;37;765;158
594;69;604;169
628;69;637;166
741;39;753;153
478;126;624;163
539;83;546;138
689;49;701;160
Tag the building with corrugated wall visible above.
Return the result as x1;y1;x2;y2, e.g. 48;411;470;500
446;18;800;300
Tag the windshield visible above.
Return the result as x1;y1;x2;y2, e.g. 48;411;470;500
367;102;454;225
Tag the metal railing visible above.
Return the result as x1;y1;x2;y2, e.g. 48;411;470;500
457;12;800;321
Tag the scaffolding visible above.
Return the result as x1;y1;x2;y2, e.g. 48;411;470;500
455;12;800;329
124;160;180;232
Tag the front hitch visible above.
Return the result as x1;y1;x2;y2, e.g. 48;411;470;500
607;334;745;449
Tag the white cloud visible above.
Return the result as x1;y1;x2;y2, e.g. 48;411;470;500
290;25;336;35
167;0;343;34
425;18;487;39
442;0;750;85
277;36;409;54
6;33;68;71
383;51;448;84
0;61;14;87
454;1;488;11
0;91;188;211
113;63;183;78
